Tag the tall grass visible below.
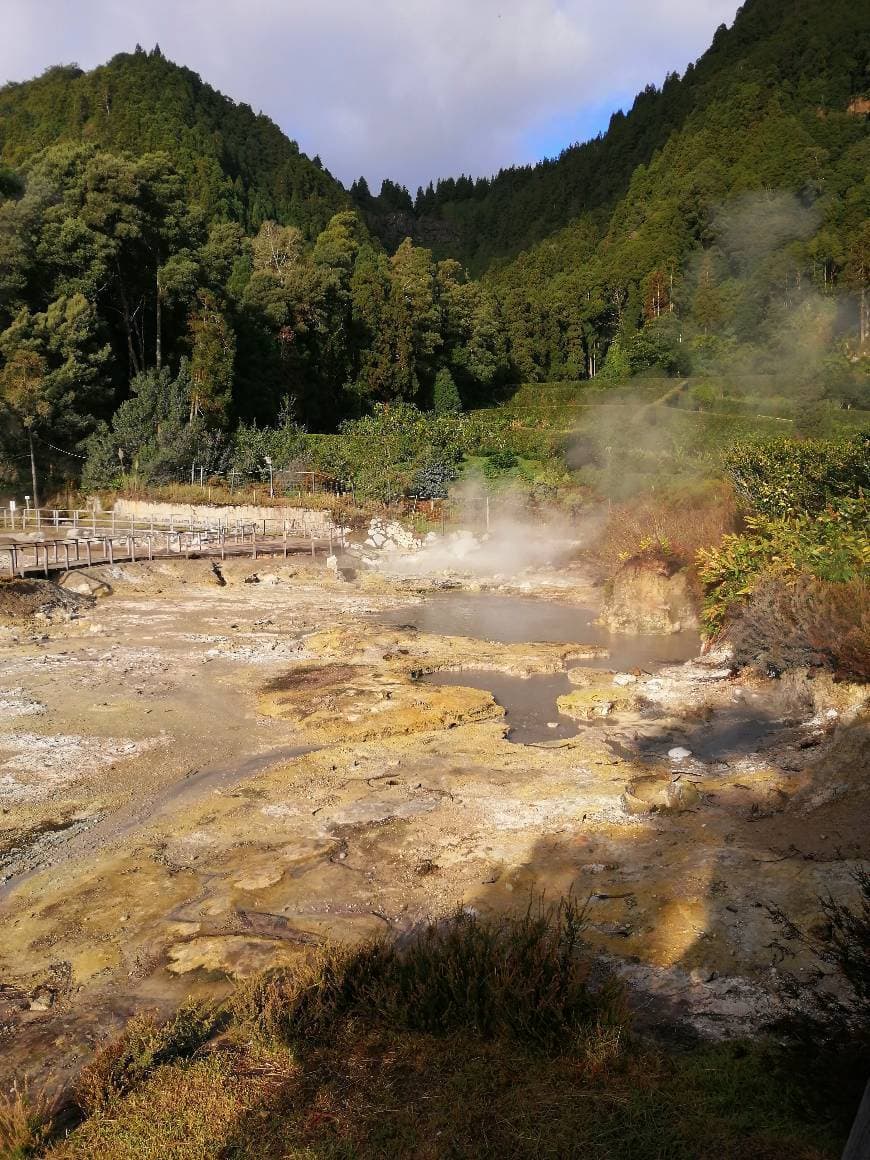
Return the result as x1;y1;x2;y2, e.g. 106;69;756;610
0;1083;55;1159
235;898;627;1051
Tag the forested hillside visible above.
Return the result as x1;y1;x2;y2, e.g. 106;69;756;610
0;45;348;237
362;0;869;272
0;0;867;502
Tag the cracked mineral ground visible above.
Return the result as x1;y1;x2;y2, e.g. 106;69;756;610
0;557;867;1092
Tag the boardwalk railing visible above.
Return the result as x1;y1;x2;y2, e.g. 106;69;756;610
0;506;330;539
1;520;344;578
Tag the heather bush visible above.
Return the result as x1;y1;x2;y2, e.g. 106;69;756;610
768;868;870;1112
236;899;626;1052
0;1082;55;1159
76;1000;224;1115
729;574;870;679
590;484;738;573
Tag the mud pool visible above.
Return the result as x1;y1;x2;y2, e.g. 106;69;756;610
419;669;579;743
387;591;700;743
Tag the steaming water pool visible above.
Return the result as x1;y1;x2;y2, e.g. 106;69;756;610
375;592;700;744
376;592;699;670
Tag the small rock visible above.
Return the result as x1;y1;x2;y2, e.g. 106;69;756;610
665;780;700;810
28;987;54;1012
689;967;716;985
593;922;633;938
613;673;638;686
668;746;692;761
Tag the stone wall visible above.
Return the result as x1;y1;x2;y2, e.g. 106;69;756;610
113;498;336;536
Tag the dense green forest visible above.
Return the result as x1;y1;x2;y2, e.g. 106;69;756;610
358;0;870;271
0;0;867;500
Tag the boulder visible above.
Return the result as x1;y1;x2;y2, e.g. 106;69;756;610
58;570;112;598
599;557;698;635
557;686;637;720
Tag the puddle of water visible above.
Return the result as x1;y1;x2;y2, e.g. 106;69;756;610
419;669;582;744
389;593;700;746
377;593;699;670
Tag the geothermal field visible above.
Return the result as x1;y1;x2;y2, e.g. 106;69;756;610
1;516;866;1096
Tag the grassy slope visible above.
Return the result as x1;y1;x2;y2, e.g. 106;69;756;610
29;904;857;1159
45;1031;843;1160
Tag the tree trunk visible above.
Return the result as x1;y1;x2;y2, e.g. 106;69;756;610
29;429;39;510
117;275;141;377
155;270;162;371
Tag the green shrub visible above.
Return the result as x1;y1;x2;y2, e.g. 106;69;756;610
82;361;228;489
433;367;462;414
230;414;308;480
483;449;518;477
301;403;465;501
696;497;870;636
724;433;869;518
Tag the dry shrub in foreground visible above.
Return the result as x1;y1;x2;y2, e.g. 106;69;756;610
34;902;854;1159
730;575;870;679
767;868;870;1125
234;899;627;1051
590;484;738;573
76;1000;224;1115
0;1082;55;1159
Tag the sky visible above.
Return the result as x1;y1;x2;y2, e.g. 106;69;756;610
0;0;742;191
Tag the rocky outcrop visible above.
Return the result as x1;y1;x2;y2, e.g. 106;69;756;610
599;557;698;635
362;517;423;553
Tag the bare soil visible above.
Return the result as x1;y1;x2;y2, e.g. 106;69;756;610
0;556;866;1093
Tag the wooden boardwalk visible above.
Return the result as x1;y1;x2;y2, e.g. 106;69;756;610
0;508;338;578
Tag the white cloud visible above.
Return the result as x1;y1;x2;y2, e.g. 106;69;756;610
0;0;740;189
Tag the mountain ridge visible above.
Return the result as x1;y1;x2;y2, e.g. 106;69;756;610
0;46;349;239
